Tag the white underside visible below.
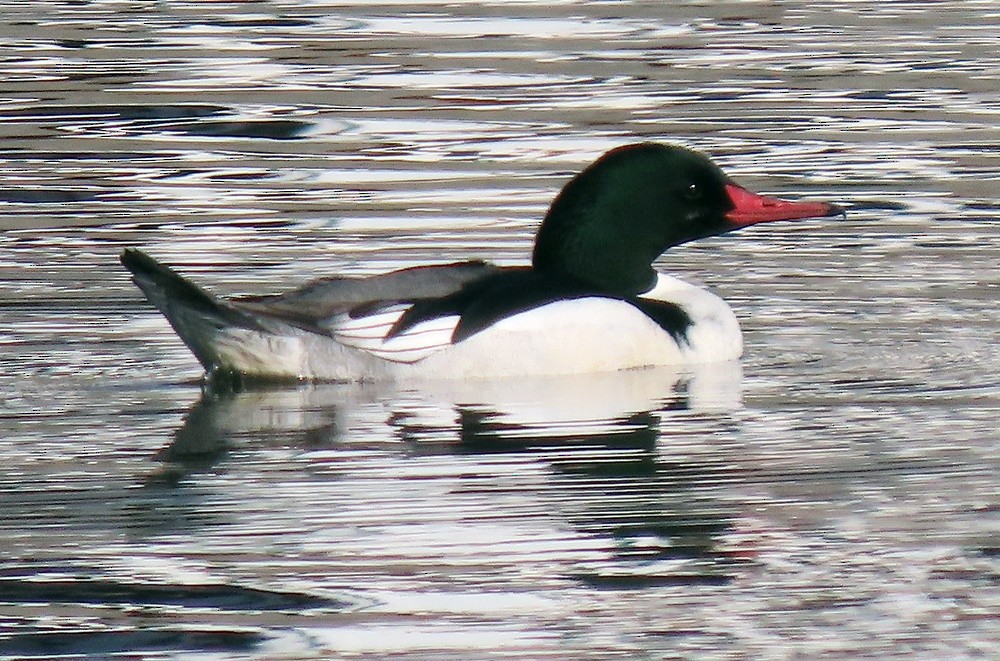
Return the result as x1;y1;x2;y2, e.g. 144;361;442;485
206;274;742;381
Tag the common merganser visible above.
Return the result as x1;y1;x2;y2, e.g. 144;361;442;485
121;143;842;382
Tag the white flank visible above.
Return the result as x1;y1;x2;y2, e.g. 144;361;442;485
410;297;688;379
334;304;460;364
327;273;742;376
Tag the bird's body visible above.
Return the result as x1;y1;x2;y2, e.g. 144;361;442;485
122;143;841;383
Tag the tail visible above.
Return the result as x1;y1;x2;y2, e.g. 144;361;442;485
121;248;269;372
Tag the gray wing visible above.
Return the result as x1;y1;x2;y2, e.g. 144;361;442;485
234;260;500;330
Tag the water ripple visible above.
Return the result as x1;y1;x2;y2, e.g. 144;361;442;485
2;1;999;659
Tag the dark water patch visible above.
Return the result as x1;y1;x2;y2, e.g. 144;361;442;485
176;119;315;141
940;144;1000;153
0;576;345;611
0;299;141;314
56;38;90;49
444;409;662;455
845;199;910;212
572;571;732;589
0;149;184;162
0;104;228;122
965;201;1000;212
0;188;102;204
846;90;894;101
928;567;1000;585
176;169;270;182
914;240;979;249
0;628;268;657
196;16;318;29
116;105;229;122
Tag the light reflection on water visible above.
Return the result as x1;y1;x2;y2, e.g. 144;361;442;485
1;1;998;659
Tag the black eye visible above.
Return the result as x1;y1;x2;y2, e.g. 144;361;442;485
683;182;703;201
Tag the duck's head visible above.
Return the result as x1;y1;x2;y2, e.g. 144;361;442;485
532;143;843;295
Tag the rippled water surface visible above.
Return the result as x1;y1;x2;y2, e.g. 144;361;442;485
1;1;998;658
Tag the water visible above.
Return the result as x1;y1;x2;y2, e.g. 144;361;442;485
1;1;998;658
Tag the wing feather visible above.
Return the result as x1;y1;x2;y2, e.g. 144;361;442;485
334;304;460;364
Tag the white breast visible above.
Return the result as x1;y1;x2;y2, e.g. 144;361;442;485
638;273;743;364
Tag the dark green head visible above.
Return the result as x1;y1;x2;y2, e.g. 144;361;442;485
531;143;842;295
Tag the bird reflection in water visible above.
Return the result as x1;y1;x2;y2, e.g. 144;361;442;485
161;364;746;586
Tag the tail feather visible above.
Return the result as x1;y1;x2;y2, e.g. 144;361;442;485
121;248;267;370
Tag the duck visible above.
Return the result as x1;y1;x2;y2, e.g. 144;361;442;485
121;142;843;382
